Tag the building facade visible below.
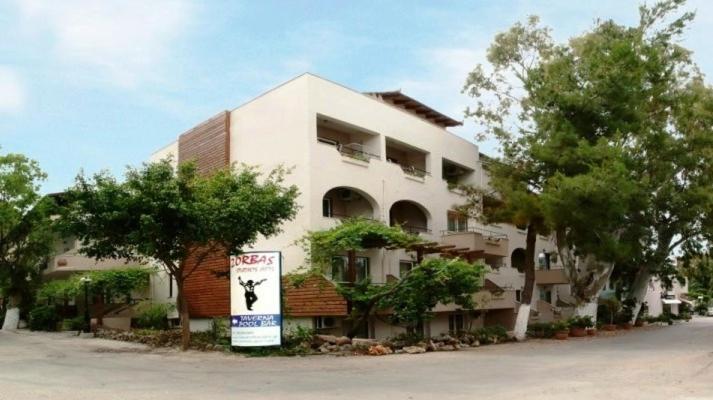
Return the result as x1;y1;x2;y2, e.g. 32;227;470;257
149;73;571;337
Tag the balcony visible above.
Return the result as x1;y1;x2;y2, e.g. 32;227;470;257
535;268;569;285
440;227;509;258
322;187;378;220
44;253;132;278
390;200;430;234
385;138;430;180
442;158;474;189
317;116;380;164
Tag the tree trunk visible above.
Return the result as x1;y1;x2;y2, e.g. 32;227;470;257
1;294;21;331
176;278;191;350
513;223;537;341
629;268;651;324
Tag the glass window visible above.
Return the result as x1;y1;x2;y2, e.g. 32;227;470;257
447;211;468;232
448;313;464;333
399;260;414;277
322;198;332;217
331;256;369;282
539;288;552;303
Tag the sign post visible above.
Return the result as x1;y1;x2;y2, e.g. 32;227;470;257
230;251;282;347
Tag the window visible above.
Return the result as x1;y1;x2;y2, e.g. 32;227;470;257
448;313;464;334
447;211;468;232
322;198;333;217
515;289;522;303
539;288;552;304
399;260;414;277
314;316;337;329
331;256;369;282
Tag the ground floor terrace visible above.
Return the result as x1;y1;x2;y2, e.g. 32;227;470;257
1;318;712;400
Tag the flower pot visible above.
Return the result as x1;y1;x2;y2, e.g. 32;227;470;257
569;327;587;337
586;328;597;336
602;324;617;331
554;330;569;340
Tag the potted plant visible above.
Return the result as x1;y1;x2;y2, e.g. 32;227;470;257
552;320;570;340
600;298;620;331
568;316;592;337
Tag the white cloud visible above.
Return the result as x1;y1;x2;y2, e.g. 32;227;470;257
0;66;26;114
14;0;194;88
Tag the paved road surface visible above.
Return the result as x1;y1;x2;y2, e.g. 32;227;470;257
2;318;713;400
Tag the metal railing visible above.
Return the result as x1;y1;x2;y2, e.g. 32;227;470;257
398;224;431;234
317;138;381;162
440;226;508;240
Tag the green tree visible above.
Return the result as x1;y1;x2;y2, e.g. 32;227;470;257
380;258;485;332
461;16;553;339
60;160;299;349
464;0;713;321
0;151;55;330
298;219;485;336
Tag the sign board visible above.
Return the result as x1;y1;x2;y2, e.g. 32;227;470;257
230;251;282;347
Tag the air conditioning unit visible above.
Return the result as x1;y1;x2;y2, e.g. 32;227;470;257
339;189;355;201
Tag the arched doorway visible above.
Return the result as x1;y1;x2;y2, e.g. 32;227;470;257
322;187;378;219
511;248;526;273
389;200;430;234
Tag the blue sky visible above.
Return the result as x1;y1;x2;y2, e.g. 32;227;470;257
1;0;712;193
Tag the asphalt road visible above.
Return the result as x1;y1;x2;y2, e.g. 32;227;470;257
1;318;713;400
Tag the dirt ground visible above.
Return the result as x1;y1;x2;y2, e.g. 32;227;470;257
1;317;713;400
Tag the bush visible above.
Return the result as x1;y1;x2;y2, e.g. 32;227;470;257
694;302;708;316
209;317;229;342
551;319;569;332
133;302;173;330
472;325;508;344
568;315;594;329
62;316;85;331
389;331;425;347
527;322;555;338
29;305;60;331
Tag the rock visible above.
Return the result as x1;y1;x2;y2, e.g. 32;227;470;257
403;346;426;354
473;340;480;347
453;344;461;350
314;334;339;346
352;338;378;348
395;349;405;354
437;344;455;351
368;344;393;356
338;344;353;352
319;343;331;353
426;340;437;352
335;336;352;346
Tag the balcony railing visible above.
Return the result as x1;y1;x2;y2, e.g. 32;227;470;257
318;138;380;162
399;224;431;234
440;226;507;240
324;212;377;221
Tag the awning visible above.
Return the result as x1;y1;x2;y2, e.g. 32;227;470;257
662;298;682;305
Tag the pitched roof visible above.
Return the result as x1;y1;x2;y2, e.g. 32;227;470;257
365;91;462;128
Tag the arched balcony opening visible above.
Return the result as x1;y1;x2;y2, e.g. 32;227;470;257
322;187;378;220
389;200;430;234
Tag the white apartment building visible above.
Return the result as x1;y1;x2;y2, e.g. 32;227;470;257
150;73;569;338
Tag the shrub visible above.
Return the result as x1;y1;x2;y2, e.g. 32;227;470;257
62;316;85;331
551;319;569;332
209;317;229;342
133;302;173;330
527;322;555;338
28;305;60;331
389;331;425;347
568;315;594;329
694;302;708;316
472;325;508;344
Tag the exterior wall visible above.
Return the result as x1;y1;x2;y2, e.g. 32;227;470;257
644;277;689;317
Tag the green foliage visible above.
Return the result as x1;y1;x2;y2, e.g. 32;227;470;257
37;267;152;304
527;322;556;338
300;218;422;274
551;320;569;332
471;325;508;344
568;315;594;329
380;258;486;329
133;301;174;330
0;150;55;316
209;317;228;341
599;297;622;325
28;304;60;331
464;0;713;306
62;316;85;331
60;159;299;348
